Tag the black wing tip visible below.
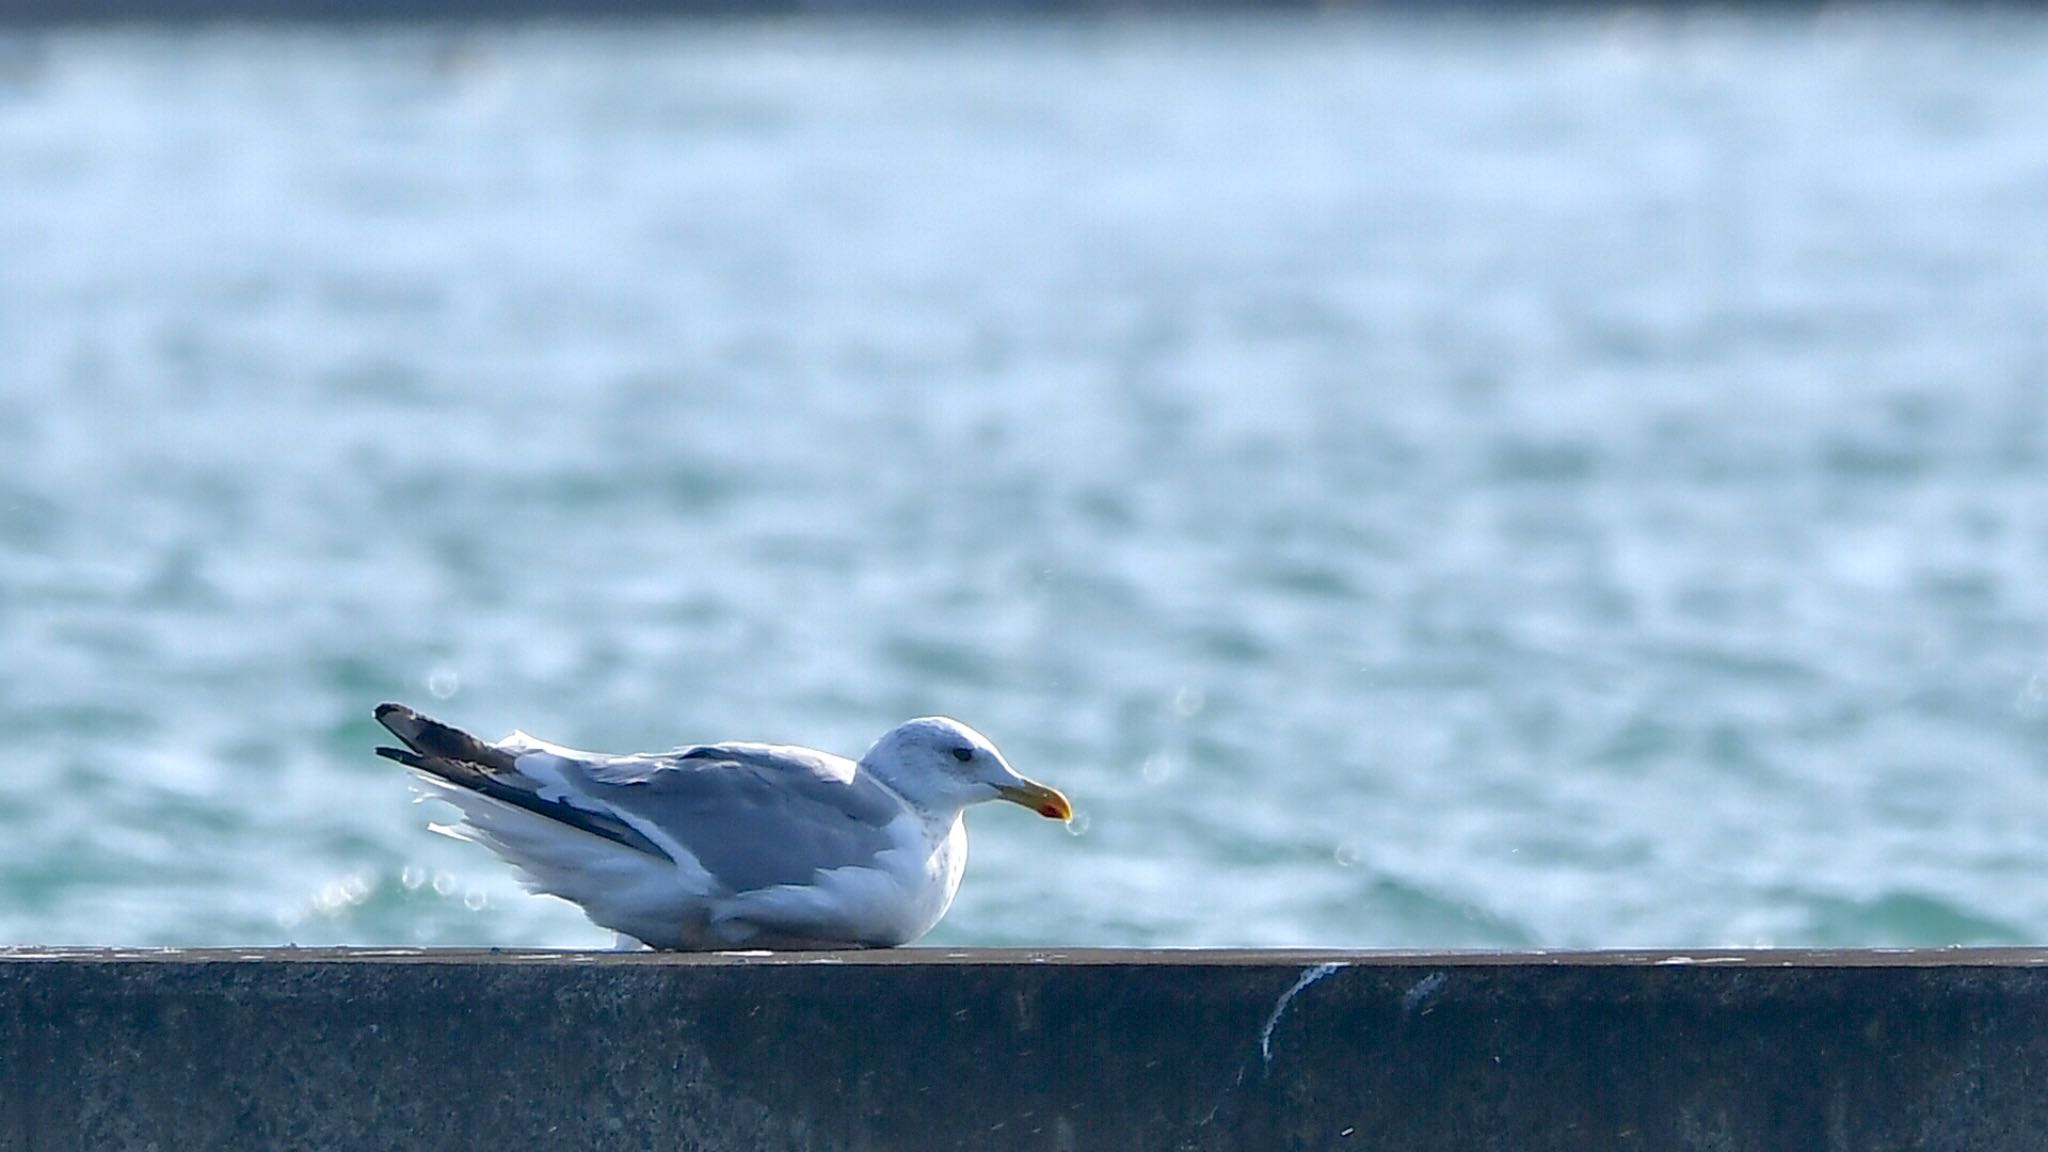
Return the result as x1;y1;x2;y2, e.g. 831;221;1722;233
373;703;523;775
380;740;676;865
375;746;426;769
374;701;421;733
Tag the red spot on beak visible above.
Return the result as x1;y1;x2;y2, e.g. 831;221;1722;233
1000;781;1073;821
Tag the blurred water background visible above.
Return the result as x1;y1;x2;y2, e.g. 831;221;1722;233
1;9;2045;950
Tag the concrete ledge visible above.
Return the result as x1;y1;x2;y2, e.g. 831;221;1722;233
6;948;2048;1150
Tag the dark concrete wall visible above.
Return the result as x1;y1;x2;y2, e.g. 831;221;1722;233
5;947;2048;1152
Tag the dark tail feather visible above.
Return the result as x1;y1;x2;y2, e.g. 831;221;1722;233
375;746;427;770
373;703;673;862
374;702;518;773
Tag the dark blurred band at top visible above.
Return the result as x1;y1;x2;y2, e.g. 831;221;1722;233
0;0;1983;25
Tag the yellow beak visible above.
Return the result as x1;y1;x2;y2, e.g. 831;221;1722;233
996;779;1074;822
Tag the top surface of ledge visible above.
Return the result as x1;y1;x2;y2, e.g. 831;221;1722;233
4;946;2048;966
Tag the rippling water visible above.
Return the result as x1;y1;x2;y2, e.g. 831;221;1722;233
2;11;2045;950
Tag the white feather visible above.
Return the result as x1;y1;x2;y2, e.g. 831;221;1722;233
709;812;967;947
412;773;710;948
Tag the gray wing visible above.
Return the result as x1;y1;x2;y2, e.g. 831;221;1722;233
556;743;908;894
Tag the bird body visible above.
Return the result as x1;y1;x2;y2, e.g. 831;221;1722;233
374;704;1070;950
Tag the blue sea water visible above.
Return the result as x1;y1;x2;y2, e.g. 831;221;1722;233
1;10;2045;950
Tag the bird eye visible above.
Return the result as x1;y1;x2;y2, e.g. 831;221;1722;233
950;747;974;763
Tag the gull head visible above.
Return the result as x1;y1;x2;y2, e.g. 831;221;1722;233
859;716;1073;822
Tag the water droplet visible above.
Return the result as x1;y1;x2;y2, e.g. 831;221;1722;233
462;888;488;911
1171;686;1206;718
400;865;427;890
431;872;456;896
427;666;460;700
1333;843;1359;867
1065;811;1092;837
1140;754;1175;784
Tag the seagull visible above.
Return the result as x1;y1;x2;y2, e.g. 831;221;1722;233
373;703;1073;950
